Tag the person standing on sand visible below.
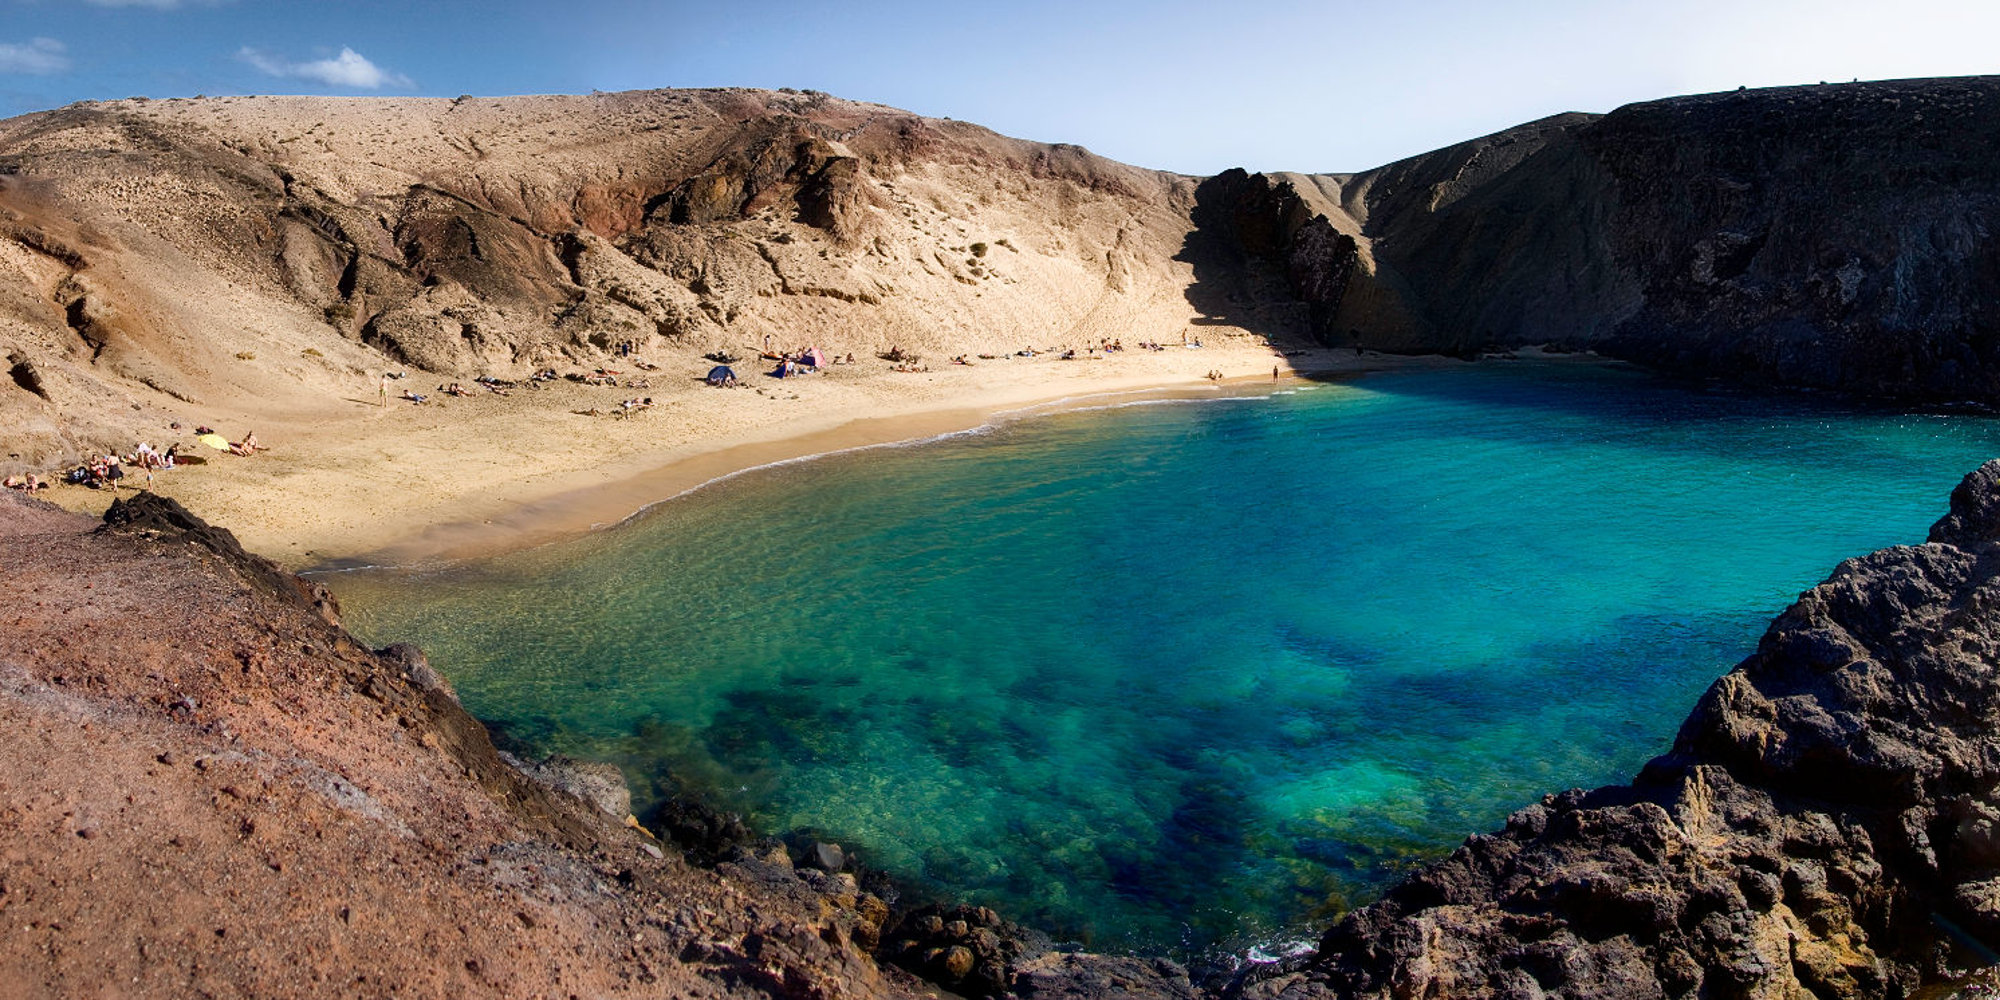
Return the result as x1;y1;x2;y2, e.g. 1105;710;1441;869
1273;365;1280;381
378;373;389;406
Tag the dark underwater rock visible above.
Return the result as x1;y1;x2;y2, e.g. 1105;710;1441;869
645;794;755;864
882;902;1026;998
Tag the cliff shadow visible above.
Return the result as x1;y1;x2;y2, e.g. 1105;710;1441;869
1175;169;1360;353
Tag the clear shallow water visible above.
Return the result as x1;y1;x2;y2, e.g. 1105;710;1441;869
333;361;2000;956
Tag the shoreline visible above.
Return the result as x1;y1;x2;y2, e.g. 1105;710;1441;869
39;339;1452;571
308;366;1386;573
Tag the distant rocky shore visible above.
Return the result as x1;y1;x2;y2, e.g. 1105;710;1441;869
14;462;2000;997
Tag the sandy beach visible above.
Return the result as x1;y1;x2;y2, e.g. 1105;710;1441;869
36;335;1444;570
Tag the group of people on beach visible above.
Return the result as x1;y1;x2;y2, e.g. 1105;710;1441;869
5;426;263;497
382;371;518;404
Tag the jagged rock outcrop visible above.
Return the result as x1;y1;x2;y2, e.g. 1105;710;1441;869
1239;459;2000;999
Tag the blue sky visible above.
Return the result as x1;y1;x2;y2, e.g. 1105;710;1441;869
3;0;1997;174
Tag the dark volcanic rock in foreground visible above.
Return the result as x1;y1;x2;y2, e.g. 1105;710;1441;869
1242;459;2000;999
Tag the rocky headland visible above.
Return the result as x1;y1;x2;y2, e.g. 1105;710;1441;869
1188;77;2000;403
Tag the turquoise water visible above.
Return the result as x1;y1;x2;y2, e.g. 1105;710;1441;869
332;361;2000;956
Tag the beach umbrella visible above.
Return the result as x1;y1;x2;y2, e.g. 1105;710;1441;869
197;433;230;451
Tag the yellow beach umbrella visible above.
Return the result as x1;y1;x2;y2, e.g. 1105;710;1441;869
196;433;230;451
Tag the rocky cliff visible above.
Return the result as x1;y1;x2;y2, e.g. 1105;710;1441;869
1190;77;2000;402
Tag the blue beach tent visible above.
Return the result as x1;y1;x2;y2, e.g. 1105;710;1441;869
706;365;737;386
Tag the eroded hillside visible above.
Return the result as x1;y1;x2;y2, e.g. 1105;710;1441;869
0;89;1212;472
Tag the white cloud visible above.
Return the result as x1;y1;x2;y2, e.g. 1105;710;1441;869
0;38;68;75
237;46;284;77
293;47;408;88
237;45;411;90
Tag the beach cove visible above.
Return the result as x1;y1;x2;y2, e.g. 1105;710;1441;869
330;360;2000;956
41;336;1419;569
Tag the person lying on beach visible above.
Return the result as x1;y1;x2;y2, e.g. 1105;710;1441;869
229;431;265;456
440;382;471;397
401;390;428;404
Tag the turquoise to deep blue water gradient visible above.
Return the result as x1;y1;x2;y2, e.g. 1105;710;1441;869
332;361;2000;956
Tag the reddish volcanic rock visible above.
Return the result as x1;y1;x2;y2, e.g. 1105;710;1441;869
0;490;926;999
